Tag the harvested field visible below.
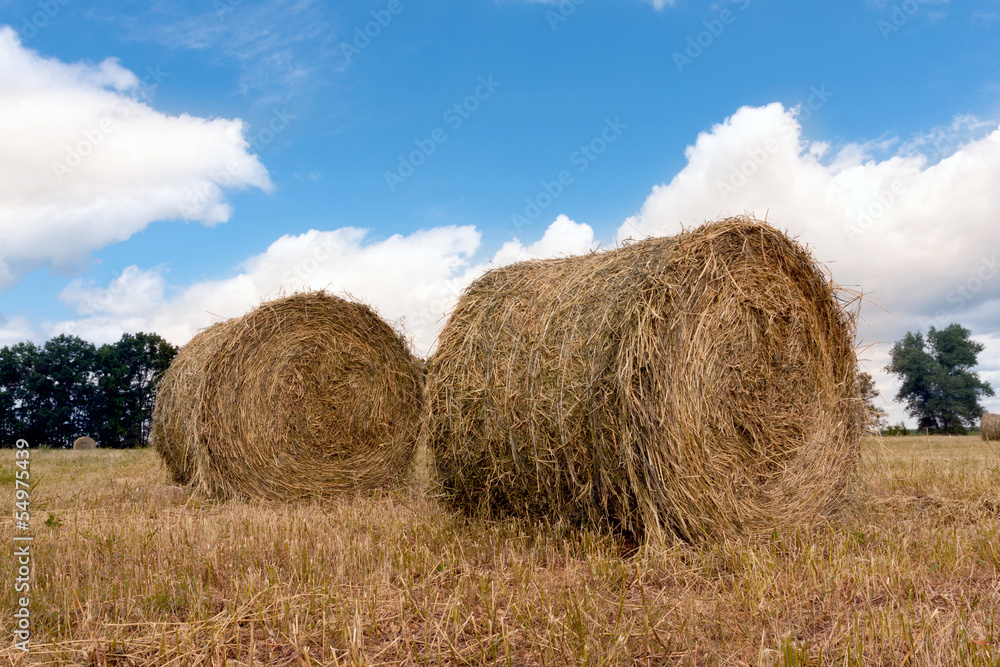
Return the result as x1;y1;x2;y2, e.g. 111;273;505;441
1;436;997;665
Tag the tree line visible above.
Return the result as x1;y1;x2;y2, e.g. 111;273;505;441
0;333;177;448
0;322;992;447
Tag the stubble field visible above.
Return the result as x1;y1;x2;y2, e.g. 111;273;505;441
1;435;998;665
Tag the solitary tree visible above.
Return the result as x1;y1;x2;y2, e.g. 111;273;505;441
885;324;994;434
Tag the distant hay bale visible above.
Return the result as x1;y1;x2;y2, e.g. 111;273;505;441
983;414;1000;441
150;291;424;500
72;437;97;450
423;217;865;542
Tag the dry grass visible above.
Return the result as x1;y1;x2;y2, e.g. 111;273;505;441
149;291;424;500
1;434;998;665
424;217;864;542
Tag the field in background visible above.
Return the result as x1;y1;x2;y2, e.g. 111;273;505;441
1;435;998;665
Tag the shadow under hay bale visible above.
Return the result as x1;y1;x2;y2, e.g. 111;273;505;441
150;291;424;500
983;414;1000;441
423;216;865;542
72;436;97;450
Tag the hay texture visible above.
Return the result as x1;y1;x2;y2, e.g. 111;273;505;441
983;414;1000;441
423;217;864;542
149;322;226;485
150;291;424;500
72;436;96;450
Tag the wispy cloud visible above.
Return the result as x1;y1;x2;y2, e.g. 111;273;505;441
120;0;336;106
972;9;1000;25
522;0;676;9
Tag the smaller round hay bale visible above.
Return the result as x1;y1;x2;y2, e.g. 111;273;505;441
72;436;97;450
150;291;425;500
982;413;1000;441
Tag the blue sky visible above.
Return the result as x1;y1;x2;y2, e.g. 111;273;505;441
1;0;999;423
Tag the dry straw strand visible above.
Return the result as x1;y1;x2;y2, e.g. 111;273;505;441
150;291;424;500
982;413;1000;441
423;216;865;542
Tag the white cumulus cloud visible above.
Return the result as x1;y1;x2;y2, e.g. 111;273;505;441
50;218;597;357
491;214;597;266
0;27;271;291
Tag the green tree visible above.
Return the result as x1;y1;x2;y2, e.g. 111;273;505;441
885;324;994;434
858;371;888;433
34;335;98;446
0;344;31;443
0;332;178;448
0;336;99;446
92;332;178;448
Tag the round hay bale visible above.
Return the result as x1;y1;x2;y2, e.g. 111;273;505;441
72;436;97;450
149;291;424;500
423;217;865;542
982;413;1000;441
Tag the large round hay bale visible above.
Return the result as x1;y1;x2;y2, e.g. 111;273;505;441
149;322;228;485
150;291;424;500
982;413;1000;441
72;436;96;450
423;217;865;542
